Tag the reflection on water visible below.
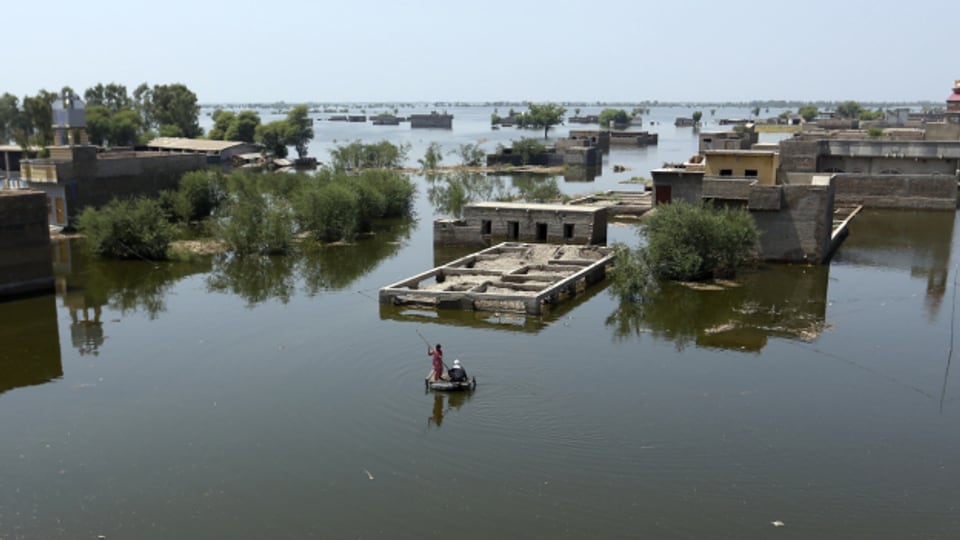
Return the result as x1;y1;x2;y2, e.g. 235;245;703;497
607;264;830;351
425;172;563;217
427;388;473;428
0;294;62;395
832;209;954;320
207;218;413;305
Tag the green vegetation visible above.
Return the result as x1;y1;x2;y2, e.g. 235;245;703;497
418;142;444;171
692;110;703;124
452;142;486;166
518;102;567;138
208;109;261;143
78;197;175;260
598;108;630;128
254;105;314;159
868;127;884;137
611;202;759;300
329;140;410;171
510;138;547;165
798;105;819;122
78;167;416;259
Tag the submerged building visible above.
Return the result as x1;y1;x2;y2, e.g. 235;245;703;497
434;202;607;247
380;242;613;315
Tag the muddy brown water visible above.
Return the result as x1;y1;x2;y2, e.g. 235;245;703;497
1;105;958;539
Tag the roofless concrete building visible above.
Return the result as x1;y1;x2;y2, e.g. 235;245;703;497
380;243;613;315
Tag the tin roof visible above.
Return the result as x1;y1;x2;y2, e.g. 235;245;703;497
146;137;253;152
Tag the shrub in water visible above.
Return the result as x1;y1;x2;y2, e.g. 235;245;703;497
77;197;174;260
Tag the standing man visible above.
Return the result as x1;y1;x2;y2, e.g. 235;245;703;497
428;343;444;382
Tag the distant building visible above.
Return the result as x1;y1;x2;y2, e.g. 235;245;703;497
410;113;453;129
145;137;260;163
948;80;960;113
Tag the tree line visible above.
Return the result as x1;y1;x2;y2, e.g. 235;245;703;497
0;83;316;159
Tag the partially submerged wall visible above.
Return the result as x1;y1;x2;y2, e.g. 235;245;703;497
833;173;958;209
0;190;53;297
750;180;835;263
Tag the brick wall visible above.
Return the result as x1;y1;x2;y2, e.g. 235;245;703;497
0;191;54;297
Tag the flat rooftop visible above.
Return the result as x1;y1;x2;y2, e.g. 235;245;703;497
466;201;604;214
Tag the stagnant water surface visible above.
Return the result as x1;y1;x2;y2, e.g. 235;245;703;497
1;108;958;538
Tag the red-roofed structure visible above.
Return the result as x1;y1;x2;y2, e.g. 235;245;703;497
948;80;960;112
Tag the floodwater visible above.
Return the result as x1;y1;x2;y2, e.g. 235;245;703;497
2;106;959;539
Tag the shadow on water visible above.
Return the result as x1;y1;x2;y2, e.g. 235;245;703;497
606;263;831;352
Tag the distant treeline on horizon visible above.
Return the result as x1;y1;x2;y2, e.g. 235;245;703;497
199;99;940;110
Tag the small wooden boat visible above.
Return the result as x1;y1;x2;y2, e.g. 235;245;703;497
425;374;477;391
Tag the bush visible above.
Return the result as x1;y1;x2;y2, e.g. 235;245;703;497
173;169;227;222
511;138;546;165
452;143;486;167
643;201;758;281
329;140;410;170
77;197;174;260
418;142;443;171
611;202;759;299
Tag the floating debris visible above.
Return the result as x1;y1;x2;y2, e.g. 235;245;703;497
363;468;374;480
770;520;785;527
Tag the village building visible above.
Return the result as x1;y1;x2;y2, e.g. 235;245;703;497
380;242;614;315
144;137;260;163
652;149;843;263
434;201;607;247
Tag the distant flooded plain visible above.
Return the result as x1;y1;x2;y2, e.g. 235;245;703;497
1;106;958;539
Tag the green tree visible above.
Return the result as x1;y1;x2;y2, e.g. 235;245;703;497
84;83;131;112
835;100;863;119
84;105;111;146
526;102;567;138
692;110;703;124
109;109;142;146
284;105;313;159
224;111;261;143
208;109;235;140
0;93;20;143
256;121;289;158
598;108;630;128
150;83;202;138
751;105;761;117
452;143;486;166
21;90;58;148
798;105;819;122
418;142;443;171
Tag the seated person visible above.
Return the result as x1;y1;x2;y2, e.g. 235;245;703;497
448;359;468;382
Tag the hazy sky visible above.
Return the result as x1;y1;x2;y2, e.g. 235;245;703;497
5;0;954;104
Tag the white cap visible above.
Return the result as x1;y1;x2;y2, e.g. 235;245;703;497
453;359;461;367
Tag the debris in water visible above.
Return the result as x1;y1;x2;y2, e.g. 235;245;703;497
364;468;374;480
770;520;785;527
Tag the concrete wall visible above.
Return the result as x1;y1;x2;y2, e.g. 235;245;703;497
925;122;960;140
0;190;54;297
833;173;958;209
777;138;821;174
651;169;705;205
704;152;778;185
751;180;835;263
